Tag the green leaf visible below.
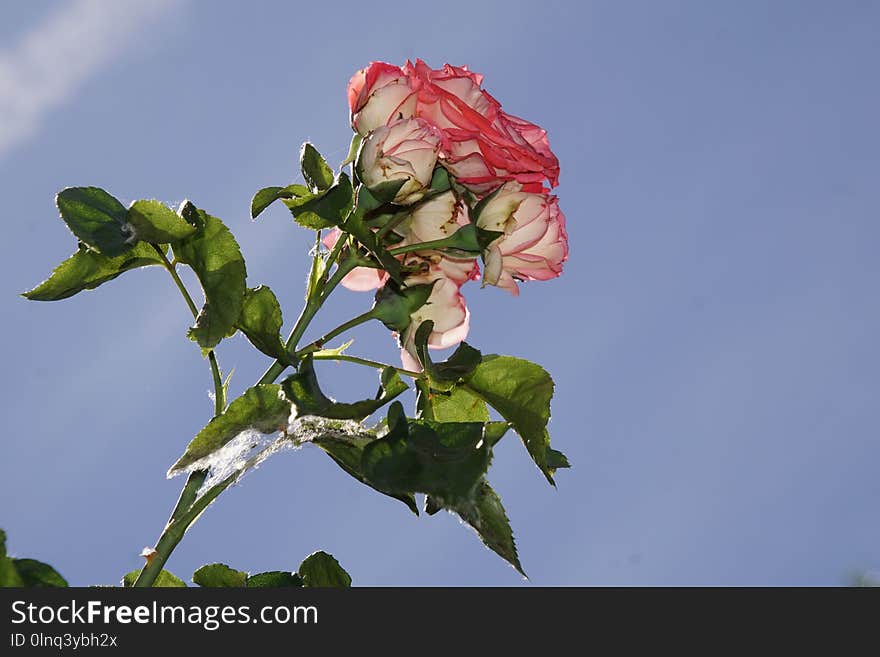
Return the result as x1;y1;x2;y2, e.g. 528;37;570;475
314;402;498;515
416;380;490;423
442;480;524;575
169;384;291;474
301;143;335;192
362;208;406;232
464;355;567;485
359;178;409;208
476;226;504;250
284;173;353;230
311;339;353;359
307;232;328;300
311;428;419;515
298;551;351;588
56;187;135;256
127;200;197;243
237;286;290;364
371;281;435;332
123;569;186;587
12;559;69;587
546;447;571;470
484;421;511;447
193;563;248;587
429;166;451;193
441;223;482;255
283;358;407;422
251;184;310;219
0;530;23;587
341;133;363;167
413;321;482;390
361;404;490;504
0;558;22;587
341;204;403;282
172;203;248;349
23;242;166;301
247;571;303;587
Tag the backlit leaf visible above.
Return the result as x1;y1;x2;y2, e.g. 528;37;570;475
23;242;165;301
169;384;290;474
56;187;134;256
298;551;351;588
172;203;247;349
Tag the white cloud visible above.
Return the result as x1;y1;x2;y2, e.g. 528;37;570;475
0;0;179;158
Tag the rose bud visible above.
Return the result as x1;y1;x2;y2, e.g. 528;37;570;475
357;118;444;206
397;269;471;371
348;62;418;135
395;190;467;244
394;191;481;285
475;182;568;295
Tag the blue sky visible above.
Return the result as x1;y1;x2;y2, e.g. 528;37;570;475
1;0;878;586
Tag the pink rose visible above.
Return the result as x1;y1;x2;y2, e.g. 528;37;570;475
394;190;480;285
357;118;444;205
395;190;467;244
397;266;471;371
348;62;417;135
404;59;560;194
322;228;388;292
475;182;568;295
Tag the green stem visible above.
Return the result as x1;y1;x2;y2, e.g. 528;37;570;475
133;246;229;587
319;253;358;304
132;471;235;587
375;212;408;241
208;353;225;415
312;352;422;379
153;244;225;413
135;241;365;586
293;309;376;358
131;471;204;587
154;244;199;317
388;237;454;256
257;255;359;385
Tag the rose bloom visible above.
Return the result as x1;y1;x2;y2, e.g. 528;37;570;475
348;60;560;195
397;266;471;371
404;59;560;194
394;190;480;285
348;62;417;135
391;193;479;368
357;117;444;205
475;182;568;295
321;190;480;293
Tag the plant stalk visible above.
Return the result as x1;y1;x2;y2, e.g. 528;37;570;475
312;352;422;379
257;255;359;384
388;237;457;256
136;240;370;586
293;309;376;358
133;246;230;586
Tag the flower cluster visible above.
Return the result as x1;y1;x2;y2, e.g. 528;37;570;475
343;60;569;366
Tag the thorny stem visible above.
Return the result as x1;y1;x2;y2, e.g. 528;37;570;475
136;236;377;586
257;252;359;385
388;237;456;257
375;211;408;241
293;309;377;359
134;246;230;587
132;471;235;587
152;244;226;414
312;352;422;379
